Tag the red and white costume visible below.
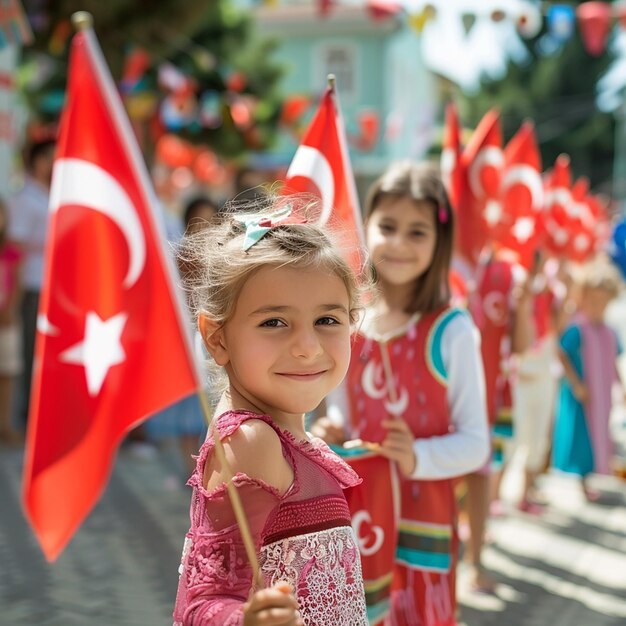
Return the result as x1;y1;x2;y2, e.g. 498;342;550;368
327;308;489;625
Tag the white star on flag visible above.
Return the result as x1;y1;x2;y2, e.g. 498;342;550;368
512;216;534;243
484;199;502;226
60;311;127;396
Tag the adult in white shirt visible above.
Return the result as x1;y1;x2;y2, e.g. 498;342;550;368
7;139;55;424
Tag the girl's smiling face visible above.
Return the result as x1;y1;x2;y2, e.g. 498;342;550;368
366;196;437;288
203;264;352;431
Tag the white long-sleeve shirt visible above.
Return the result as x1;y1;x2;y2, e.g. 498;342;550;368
326;312;489;480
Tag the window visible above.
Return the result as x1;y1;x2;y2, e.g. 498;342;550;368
315;43;357;101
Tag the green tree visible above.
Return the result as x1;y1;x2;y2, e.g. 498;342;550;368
20;0;285;159
459;6;615;190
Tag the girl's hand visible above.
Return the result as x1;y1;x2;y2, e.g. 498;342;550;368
572;381;589;404
243;582;303;626
310;417;345;445
380;417;417;477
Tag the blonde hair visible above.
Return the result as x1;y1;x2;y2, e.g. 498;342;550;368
576;257;623;298
177;194;363;327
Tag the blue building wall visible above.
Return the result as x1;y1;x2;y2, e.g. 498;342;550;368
252;2;438;184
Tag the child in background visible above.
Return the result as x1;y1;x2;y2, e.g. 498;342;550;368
0;199;22;445
183;195;220;234
552;260;625;500
173;196;368;625
511;255;564;513
145;195;220;476
316;161;489;626
462;247;533;593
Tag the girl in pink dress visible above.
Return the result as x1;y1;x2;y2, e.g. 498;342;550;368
315;162;490;625
173;197;368;626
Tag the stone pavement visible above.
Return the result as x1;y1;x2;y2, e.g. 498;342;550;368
1;440;625;626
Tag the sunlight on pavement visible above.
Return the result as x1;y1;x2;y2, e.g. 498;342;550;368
481;549;626;618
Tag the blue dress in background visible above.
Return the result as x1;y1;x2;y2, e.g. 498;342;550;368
552;324;595;477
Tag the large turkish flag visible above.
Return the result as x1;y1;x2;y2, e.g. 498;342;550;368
22;27;199;561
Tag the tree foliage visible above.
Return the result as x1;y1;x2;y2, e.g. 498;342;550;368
459;9;615;190
20;0;285;158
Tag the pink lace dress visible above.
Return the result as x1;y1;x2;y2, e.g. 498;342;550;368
173;410;368;626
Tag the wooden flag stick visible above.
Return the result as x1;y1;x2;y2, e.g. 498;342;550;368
379;340;399;405
197;389;263;589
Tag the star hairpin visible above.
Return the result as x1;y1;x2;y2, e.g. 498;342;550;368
234;204;307;250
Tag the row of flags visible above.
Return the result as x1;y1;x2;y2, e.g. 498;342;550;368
442;102;610;272
22;20;364;561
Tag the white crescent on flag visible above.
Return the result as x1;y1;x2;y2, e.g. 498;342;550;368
501;164;543;212
49;158;147;289
468;146;504;199
285;145;335;225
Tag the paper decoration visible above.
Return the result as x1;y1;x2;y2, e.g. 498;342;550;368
0;0;33;48
577;1;612;57
516;1;542;39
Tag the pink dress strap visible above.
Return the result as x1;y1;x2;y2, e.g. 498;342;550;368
199;410;361;492
212;409;277;439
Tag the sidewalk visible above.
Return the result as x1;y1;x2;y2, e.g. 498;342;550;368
1;440;625;626
458;470;626;626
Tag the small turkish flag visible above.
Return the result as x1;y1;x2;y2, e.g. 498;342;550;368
539;154;573;259
459;108;503;268
441;101;464;213
493;121;543;269
22;26;199;561
283;83;366;275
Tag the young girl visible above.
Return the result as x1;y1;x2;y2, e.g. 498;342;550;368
552;260;624;501
0;199;23;446
316;161;490;625
173;197;368;625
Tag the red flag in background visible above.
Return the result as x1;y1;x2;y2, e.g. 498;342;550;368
22;25;199;561
539;154;573;258
441;101;464;213
493;121;543;269
283;83;366;274
458;109;503;268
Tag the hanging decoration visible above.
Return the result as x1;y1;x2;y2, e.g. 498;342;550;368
120;47;151;94
352;109;380;151
0;0;32;48
366;0;404;21
516;1;543;39
577;1;613;56
280;93;311;126
354;1;626;91
408;5;436;34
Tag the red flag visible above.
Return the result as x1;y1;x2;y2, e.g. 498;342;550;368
458;108;503;268
493;121;543;269
470;258;514;423
283;84;365;274
22;26;199;561
539;154;573;258
441;101;464;212
332;448;398;625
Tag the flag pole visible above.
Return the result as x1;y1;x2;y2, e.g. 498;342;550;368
71;10;262;589
378;341;399;406
326;73;367;252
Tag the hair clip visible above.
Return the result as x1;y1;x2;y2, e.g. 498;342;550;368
438;205;449;224
234;204;306;251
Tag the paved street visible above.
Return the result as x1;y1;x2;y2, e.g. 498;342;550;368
1;438;625;626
